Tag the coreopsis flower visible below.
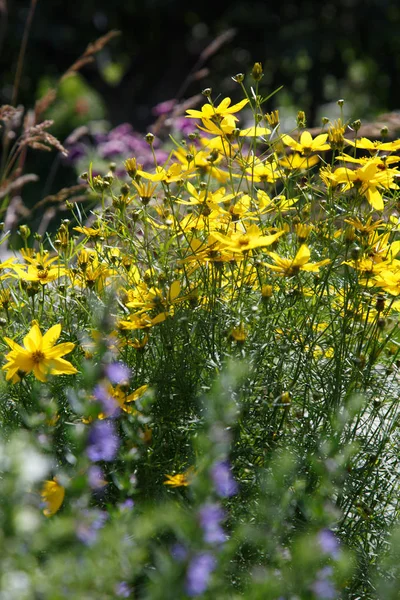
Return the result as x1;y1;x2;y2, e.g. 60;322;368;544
210;224;284;254
132;179;158;204
280;152;320;170
328;160;398;210
239;155;282;183
2;323;77;383
281;131;330;155
186;97;249;122
373;269;400;295
265;244;330;277
41;478;65;517
164;468;193;487
12;252;66;285
73;225;107;238
239;124;271;137
138;162;195;184
344;137;400;153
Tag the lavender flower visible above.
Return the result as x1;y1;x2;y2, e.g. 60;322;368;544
105;362;131;385
311;567;337;599
170;543;188;562
115;582;132;598
152;99;177;116
211;460;238;498
185;552;216;597
93;383;119;417
118;498;135;511
88;465;106;490
76;509;108;546
86;420;120;462
198;503;227;545
317;529;340;559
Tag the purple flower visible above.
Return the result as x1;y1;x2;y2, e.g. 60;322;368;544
171;543;188;562
118;498;135;511
152;99;177;116
105;362;131;385
198;503;227;545
93;383;119;417
185;552;216;597
88;465;107;490
86;420;120;462
317;529;340;558
211;460;238;498
115;582;132;598
76;509;108;546
311;567;337;599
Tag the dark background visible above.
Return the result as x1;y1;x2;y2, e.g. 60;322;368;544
2;0;400;129
1;0;400;214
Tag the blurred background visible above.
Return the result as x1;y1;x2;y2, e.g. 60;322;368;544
1;0;400;213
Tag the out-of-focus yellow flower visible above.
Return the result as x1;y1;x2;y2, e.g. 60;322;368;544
41;478;65;517
164;468;194;488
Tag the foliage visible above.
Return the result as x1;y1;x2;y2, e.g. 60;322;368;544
1;63;400;598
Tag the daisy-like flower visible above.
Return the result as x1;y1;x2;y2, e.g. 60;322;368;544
281;131;330;155
186;97;248;122
2;323;77;383
264;244;330;277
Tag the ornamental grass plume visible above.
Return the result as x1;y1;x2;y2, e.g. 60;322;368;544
2;323;77;383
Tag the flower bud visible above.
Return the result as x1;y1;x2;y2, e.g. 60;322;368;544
232;73;244;83
297;111;306;129
19;224;30;239
251;62;263;82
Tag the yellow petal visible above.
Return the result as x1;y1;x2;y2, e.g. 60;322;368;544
42;324;62;349
23;324;42;352
46;342;75;359
300;131;313;147
364;187;384;210
294;245;311;266
49;357;78;375
169;281;181;302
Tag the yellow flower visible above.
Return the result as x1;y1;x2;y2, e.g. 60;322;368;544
164;468;194;487
328;159;398;210
265;245;330;277
239;125;271;137
2;323;77;383
344;137;400;153
281;131;330;155
41;478;65;517
280;152;320;170
138;162;195;184
210;224;284;254
186;97;249;121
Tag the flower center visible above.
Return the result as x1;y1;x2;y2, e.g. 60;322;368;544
31;350;45;363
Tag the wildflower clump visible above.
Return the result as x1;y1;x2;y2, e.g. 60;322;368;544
2;67;400;598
